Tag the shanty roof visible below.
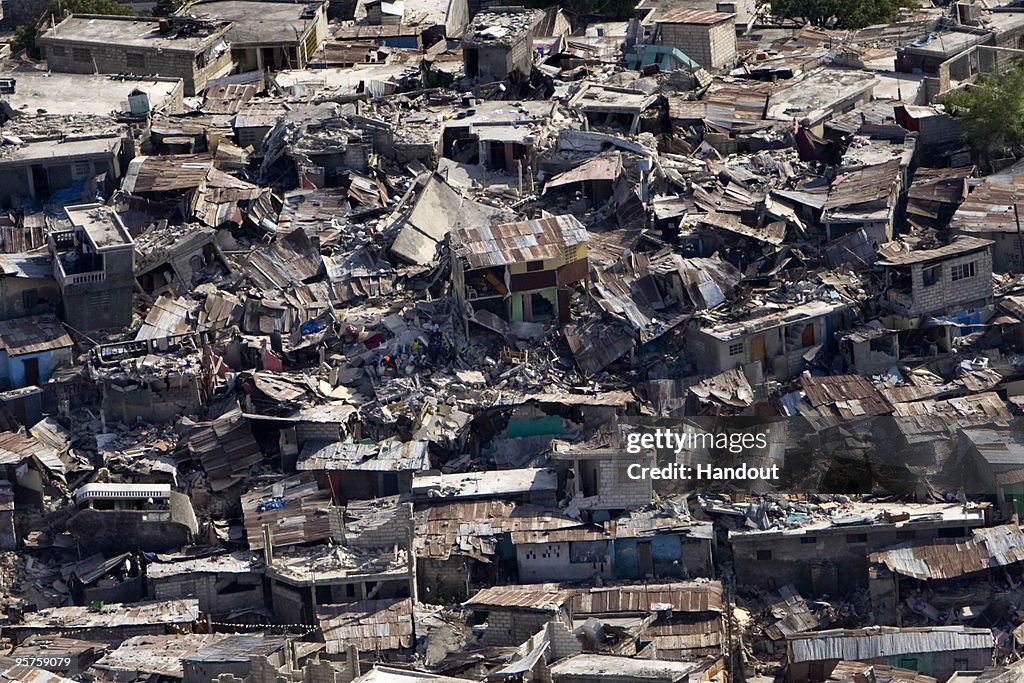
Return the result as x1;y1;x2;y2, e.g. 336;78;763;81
318;598;414;654
800;375;893;418
950;175;1024;235
465;585;574;612
0;431;65;477
0;315;72;356
0;666;75;683
242;475;341;549
876;236;993;267
183;635;287;663
297;439;430;472
828;661;937;683
411;467;558;500
787;626;993;663
415;500;582;561
11;599;200;631
92;634;232;679
548;654;703;680
545;154;622;191
453;215;588;269
572;581;724;614
959;428;1024;467
870;524;1024;581
655;8;734;24
122;155;214;193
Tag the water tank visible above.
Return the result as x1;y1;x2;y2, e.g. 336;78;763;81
127;89;151;115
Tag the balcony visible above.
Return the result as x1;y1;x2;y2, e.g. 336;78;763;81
48;230;106;288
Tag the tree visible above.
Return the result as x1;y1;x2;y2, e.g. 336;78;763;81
942;61;1024;168
11;0;131;56
768;0;912;28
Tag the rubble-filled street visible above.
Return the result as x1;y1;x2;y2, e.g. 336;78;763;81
5;0;1024;680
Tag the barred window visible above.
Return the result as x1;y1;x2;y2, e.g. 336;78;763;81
72;47;91;63
951;261;976;281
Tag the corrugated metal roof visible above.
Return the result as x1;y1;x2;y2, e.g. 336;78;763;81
870;524;1024;580
93;634;231;679
13;599;200;631
465;585;574;611
298;439;430;472
788;626;993;663
0;314;72;356
572;582;724;614
319;598;414;654
453;215;588;270
656;8;734;24
876;236;993;267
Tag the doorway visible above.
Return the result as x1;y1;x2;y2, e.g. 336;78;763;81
23;358;39;386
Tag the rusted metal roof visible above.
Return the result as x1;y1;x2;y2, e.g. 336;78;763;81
319;598;414;654
122;155;214;194
12;599;199;631
0;666;76;683
823;159;902;212
876;236;993;267
465;585;574;612
241;474;343;549
950;176;1024;235
415;501;581;561
0;314;72;356
800;375;893;418
93;634;232;679
656;8;734;24
572;581;724;614
870;524;1024;581
453;215;588;270
829;661;937;683
545;153;621;191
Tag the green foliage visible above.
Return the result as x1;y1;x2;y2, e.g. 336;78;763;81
152;0;187;17
47;0;133;15
769;0;915;28
942;61;1024;166
11;23;39;57
11;0;131;57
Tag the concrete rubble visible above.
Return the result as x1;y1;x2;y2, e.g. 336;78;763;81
5;0;1024;680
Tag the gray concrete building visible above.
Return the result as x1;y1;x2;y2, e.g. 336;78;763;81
654;8;736;69
36;15;232;96
461;7;543;81
49;203;135;332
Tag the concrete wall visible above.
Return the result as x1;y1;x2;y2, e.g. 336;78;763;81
951;231;1022;274
37;36;230;96
102;377;204;423
896;247;993;317
482;607;568;647
516;540;611;582
613;535;714;580
657;19;736;68
0;276;60;321
1;346;71;388
732;519;985;596
150;571;265;617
